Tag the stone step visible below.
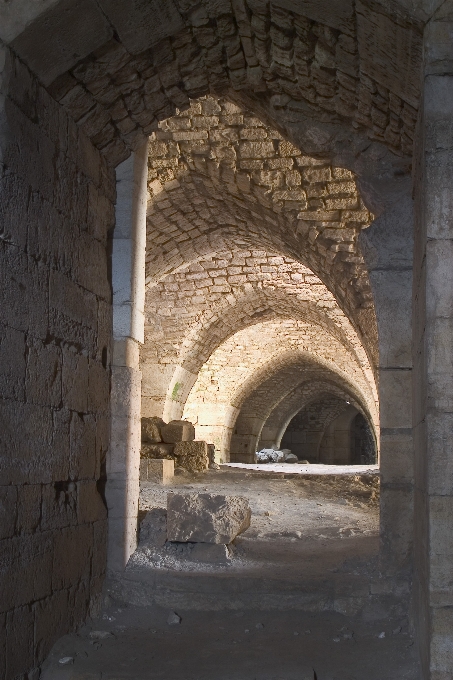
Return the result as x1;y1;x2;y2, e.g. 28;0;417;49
105;536;408;620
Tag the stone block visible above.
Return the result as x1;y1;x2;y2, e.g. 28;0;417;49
174;440;209;473
207;443;216;464
139;508;167;547
0;486;17;540
140;458;174;484
11;0;113;85
97;0;184;54
141;443;175;459
167;492;251;544
6;605;34;678
161;419;195;444
141;416;165;443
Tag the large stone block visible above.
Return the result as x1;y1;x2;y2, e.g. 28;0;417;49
140;458;174;484
141;443;175;459
141;416;165;443
161;419;195;444
167;493;251;544
174;440;209;473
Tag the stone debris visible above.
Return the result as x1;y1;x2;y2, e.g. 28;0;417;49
141;417;165;443
167;612;181;625
161;420;195;444
140;419;212;473
256;448;298;463
58;657;74;665
174;441;209;473
167;492;251;544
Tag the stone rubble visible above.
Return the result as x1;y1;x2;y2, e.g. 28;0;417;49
256;448;298;463
140;417;211;473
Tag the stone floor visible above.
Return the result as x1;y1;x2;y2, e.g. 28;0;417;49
40;467;419;680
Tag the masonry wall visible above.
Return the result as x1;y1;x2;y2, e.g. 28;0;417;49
0;46;114;679
280;396;350;462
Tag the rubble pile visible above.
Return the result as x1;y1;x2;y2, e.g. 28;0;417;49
140;417;212;473
256;448;299;464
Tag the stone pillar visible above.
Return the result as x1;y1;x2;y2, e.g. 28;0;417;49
360;188;414;571
413;8;453;677
106;142;148;572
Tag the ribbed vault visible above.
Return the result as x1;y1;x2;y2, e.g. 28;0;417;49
182;318;377;459
144;96;378;366
42;0;421;170
258;379;366;450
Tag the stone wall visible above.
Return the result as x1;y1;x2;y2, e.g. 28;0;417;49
280;395;351;461
0;46;114;679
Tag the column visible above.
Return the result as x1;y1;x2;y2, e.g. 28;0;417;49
413;7;453;677
360;187;414;571
106;142;148;572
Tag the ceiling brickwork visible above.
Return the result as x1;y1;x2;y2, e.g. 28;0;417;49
45;0;422;167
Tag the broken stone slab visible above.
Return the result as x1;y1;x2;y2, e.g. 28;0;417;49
174;440;209;473
140;458;174;484
161;419;195;444
167;492;251;544
141;416;166;443
141;443;175;459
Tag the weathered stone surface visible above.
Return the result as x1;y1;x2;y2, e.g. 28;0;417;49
139;508;167;547
141;416;165;443
140;458;174;484
141;443;175;460
173;441;209;473
161;420;195;444
166;493;251;544
207;443;216;464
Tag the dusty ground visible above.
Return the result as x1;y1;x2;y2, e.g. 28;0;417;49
40;467;419;680
139;466;380;545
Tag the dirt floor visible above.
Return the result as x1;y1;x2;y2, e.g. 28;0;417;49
40;466;420;680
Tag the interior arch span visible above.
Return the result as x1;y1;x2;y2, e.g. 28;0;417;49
143;95;380;368
258;379;370;452
182;321;377;460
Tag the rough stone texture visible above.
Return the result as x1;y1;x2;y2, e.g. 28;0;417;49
167;493;251;544
161;419;196;444
0;45;113;680
40;0;421;167
141;416;165;443
140;458;174;485
173;441;209;473
141;443;175;460
280;395;354;462
182;319;377;462
139;508;167;548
